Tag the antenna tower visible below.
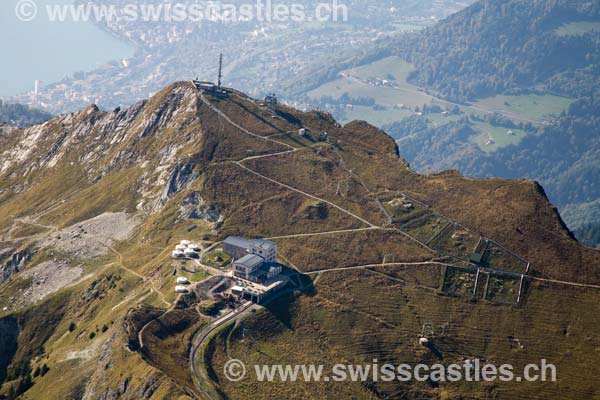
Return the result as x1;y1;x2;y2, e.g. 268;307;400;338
218;53;223;88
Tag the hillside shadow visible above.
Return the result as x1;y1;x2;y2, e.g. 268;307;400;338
261;268;315;330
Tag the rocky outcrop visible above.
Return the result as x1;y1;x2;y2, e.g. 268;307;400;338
179;192;220;222
159;162;200;205
0;249;32;286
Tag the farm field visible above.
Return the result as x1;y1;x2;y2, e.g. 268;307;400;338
430;225;481;261
308;56;573;131
350;56;415;83
472;94;573;122
340;105;412;126
554;21;600;36
400;212;450;244
308;57;440;111
470;122;528;152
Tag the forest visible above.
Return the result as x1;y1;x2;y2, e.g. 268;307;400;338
395;0;600;102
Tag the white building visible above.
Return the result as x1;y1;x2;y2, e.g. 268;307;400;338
224;236;280;283
172;239;201;258
249;239;277;263
232;254;283;284
175;285;189;293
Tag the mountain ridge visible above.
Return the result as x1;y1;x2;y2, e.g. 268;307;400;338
351;0;600;246
1;82;599;399
0;81;596;281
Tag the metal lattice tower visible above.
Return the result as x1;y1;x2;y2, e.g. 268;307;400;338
218;53;223;88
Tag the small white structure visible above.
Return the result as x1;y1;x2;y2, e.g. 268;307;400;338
231;285;245;295
176;277;190;285
184;249;199;258
175;285;189;293
299;128;307;137
419;337;430;346
172;240;202;258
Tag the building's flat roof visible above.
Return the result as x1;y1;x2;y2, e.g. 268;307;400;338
225;236;277;251
224;236;252;249
252;238;277;250
235;254;264;268
236;275;289;295
470;252;483;263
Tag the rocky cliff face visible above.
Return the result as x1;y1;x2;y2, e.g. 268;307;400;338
0;83;202;216
0;249;32;286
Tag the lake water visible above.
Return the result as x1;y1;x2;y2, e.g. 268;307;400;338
0;0;134;96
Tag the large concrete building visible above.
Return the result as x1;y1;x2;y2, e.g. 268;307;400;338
224;236;281;284
223;236;277;263
233;254;282;283
233;254;264;280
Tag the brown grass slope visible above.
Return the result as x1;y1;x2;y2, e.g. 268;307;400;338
0;82;598;400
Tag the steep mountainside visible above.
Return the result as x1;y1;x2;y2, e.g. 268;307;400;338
386;93;600;235
0;83;599;399
398;0;600;101
357;0;600;246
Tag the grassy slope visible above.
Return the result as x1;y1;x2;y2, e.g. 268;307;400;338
0;83;599;399
201;90;600;399
554;21;600;36
209;266;600;399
